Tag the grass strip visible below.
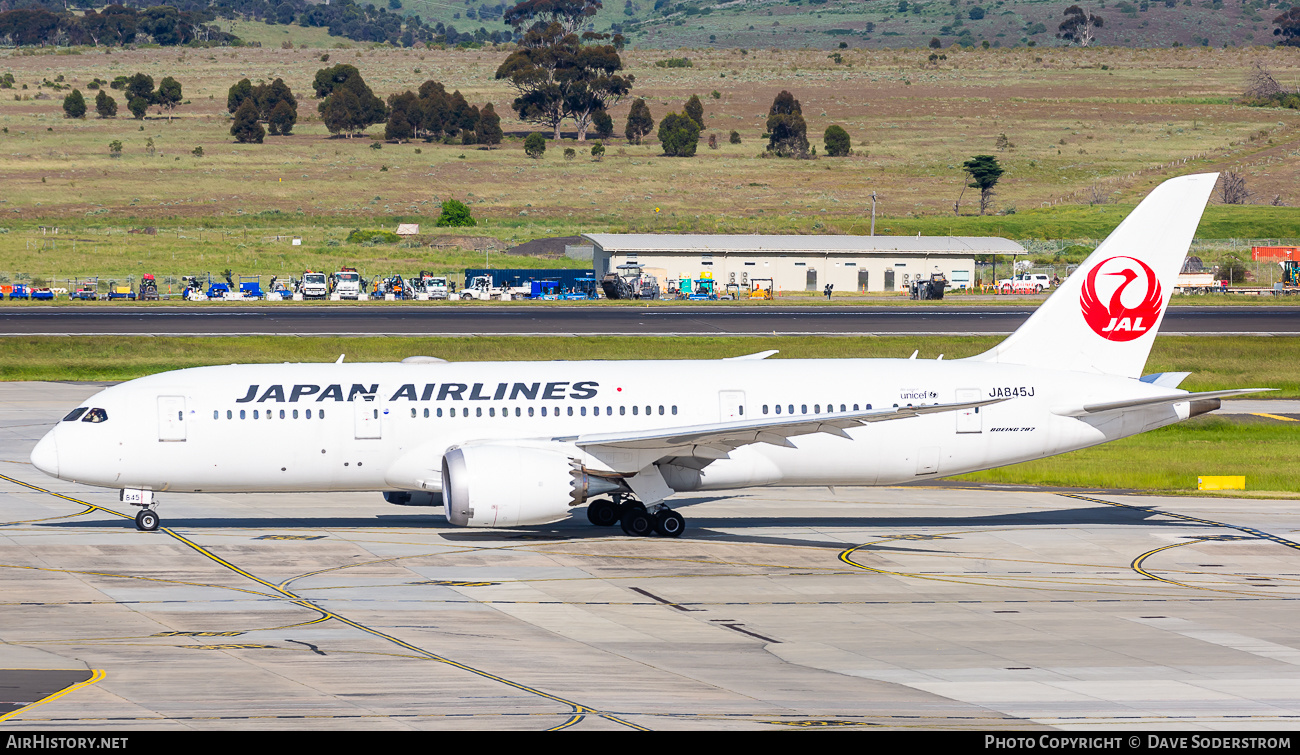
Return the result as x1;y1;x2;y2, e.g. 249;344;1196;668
955;417;1300;494
2;336;1297;396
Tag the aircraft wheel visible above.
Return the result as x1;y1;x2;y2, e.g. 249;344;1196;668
586;499;620;527
135;509;160;532
654;510;686;538
620;506;654;537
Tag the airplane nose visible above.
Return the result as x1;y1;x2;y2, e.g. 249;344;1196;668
30;430;58;478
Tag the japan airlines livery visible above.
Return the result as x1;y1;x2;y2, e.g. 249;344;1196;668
30;173;1269;535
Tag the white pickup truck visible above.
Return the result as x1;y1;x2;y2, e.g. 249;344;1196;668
459;275;526;301
997;273;1052;294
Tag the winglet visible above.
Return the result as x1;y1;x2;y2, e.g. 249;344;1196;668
724;350;780;361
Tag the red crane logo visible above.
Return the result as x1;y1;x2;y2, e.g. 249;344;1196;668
1080;256;1163;342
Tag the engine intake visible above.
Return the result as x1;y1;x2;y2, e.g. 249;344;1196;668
441;444;624;528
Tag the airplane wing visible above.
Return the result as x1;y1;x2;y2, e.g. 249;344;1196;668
1052;388;1276;417
562;397;1006;473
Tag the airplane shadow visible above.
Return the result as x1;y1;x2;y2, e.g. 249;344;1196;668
29;501;1203;552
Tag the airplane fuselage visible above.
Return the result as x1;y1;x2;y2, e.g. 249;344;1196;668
35;358;1190;496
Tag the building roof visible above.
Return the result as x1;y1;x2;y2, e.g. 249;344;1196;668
396;224;420;236
583;233;1024;256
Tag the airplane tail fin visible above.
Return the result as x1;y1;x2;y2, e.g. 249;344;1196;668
969;173;1218;378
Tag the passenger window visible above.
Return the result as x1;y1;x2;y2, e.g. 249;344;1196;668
475;408;482;418
801;405;808;414
423;408;429;418
280;410;286;419
814;405;820;414
240;410;246;420
320;409;326;419
293;410;299;419
789;405;794;414
83;408;108;423
658;405;664;415
63;408;88;422
437;408;443;418
775;405;781;414
307;409;313;419
580;406;587;416
620;406;626;416
672;406;677;415
567;407;573;416
227;410;233;420
632;406;638;416
254;410;260;419
528;407;534;417
489;408;495;418
540;407;547;417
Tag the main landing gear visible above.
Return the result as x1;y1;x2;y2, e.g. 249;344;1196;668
586;497;685;538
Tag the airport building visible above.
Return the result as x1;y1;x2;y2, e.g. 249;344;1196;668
582;234;1026;293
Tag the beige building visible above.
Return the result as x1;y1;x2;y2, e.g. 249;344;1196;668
583;234;1025;293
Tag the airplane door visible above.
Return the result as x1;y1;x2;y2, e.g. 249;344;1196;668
158;396;186;442
719;390;746;422
354;399;383;439
955;388;983;433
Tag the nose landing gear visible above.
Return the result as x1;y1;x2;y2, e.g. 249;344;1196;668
134;507;160;532
122;489;160;531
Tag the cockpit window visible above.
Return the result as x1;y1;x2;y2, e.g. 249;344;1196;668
63;408;88;422
81;408;108;423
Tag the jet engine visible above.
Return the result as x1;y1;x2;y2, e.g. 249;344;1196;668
441;444;624;528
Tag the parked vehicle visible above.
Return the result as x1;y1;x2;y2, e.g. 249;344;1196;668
1174;272;1224;294
749;278;775;300
138;274;160;301
998;273;1052;294
70;279;99;301
910;271;949;300
9;284;30;300
297;271;329;300
106;283;135;301
412;273;449;300
330;268;364;300
31;287;55;301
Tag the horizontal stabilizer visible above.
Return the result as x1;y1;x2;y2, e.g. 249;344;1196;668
1052;388;1276;417
724;350;780;361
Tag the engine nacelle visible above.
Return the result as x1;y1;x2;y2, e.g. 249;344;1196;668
441;443;622;528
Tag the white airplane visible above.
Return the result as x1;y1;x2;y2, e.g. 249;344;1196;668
30;173;1267;535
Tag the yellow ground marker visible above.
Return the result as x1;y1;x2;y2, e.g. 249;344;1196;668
0;669;106;722
1198;476;1246;491
1251;412;1298;422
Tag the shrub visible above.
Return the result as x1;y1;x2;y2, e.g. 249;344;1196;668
345;229;400;244
563;147;576;160
684;94;704;129
625;99;654;144
654;57;693;68
108;140;122;157
729;130;741;144
436;199;477;227
524;132;546;158
592;108;614;140
230;98;264;143
591;142;605;161
127;96;148;120
824;125;851;156
658;112;700;157
62;89;85;119
94;89;116;118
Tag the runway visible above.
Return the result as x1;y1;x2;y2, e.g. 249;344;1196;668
3;382;1299;730
0;304;1297;336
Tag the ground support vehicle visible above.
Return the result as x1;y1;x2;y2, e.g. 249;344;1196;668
31;287;54;301
1173;273;1224;294
9;285;30;300
910;272;949;300
330;268;366;301
721;283;743;300
687;276;717;300
460;275;511;301
529;280;560;300
138;275;160;301
239;276;264;300
265;276;292;301
70;279;99;301
1283;261;1299;289
749;278;775;300
560;278;600;300
107;283;135;301
412;273;449;301
296;271;328;301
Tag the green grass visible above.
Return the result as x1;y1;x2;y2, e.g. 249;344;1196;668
955;417;1300;494
3;336;1297;396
